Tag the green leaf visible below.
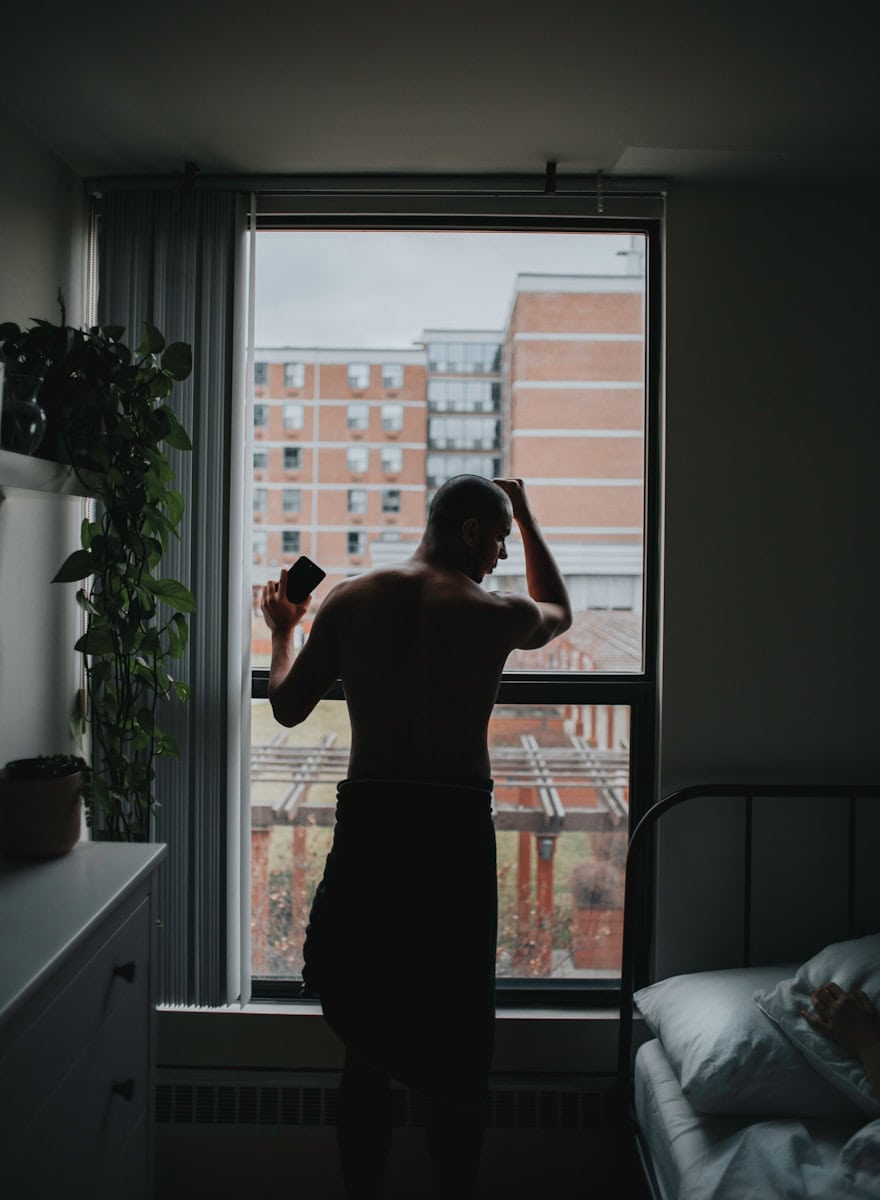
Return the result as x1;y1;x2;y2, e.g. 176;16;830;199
163;489;185;527
138;322;165;355
172;679;191;702
158;406;193;452
146;578;196;613
53;549;96;583
161;341;192;381
100;325;126;343
75;625;116;655
157;732;180;759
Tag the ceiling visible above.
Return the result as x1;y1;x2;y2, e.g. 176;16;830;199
2;0;878;182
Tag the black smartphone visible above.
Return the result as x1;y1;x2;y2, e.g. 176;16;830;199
285;555;326;603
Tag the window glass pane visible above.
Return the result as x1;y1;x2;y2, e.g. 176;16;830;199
251;700;629;982
284;402;304;429
383;362;403;388
253;448;269;471
347;446;369;473
347;403;369;430
347;488;368;514
381;403;403;430
250;229;652;993
380;445;402;473
254;362;269;386
348;362;371;389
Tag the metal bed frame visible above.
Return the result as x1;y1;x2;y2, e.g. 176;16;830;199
616;782;880;1200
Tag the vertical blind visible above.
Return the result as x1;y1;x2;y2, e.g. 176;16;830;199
99;190;244;1005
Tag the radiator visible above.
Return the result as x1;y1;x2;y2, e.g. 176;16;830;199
155;1072;609;1131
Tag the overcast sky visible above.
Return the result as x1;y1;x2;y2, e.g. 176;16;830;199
255;231;641;348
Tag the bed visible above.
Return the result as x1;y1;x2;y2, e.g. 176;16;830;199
617;783;880;1200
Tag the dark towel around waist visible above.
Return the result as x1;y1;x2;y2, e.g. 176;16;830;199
302;778;497;1104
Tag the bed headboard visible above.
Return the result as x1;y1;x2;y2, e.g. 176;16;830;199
618;783;880;1092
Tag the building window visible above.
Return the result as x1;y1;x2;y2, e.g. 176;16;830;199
282;488;302;513
347;445;369;473
253;487;267;513
282;530;301;557
284;446;302;470
248;223;657;1010
254;362;269;386
380;445;402;474
383;362;404;389
428;416;499;450
254;403;268;428
428;379;499;413
348;362;371;390
284;362;305;388
348;488;368;515
284;402;304;430
253;448;269;471
252;529;267;562
426;453;499;486
427;341;500;374
347;403;370;431
381;403;404;432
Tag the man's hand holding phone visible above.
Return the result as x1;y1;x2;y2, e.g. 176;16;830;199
260;556;326;635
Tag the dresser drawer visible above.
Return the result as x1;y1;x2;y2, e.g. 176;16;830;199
2;981;149;1199
0;892;151;1147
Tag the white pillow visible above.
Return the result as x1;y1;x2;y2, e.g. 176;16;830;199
635;964;858;1117
755;933;880;1118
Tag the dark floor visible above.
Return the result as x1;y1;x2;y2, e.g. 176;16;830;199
156;1120;651;1199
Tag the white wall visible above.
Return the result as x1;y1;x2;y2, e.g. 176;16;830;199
654;181;880;975
660;181;880;791
0;102;87;766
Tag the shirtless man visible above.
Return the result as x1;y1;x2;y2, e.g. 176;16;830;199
260;475;571;1199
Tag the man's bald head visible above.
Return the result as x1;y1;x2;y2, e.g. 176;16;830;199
427;475;511;541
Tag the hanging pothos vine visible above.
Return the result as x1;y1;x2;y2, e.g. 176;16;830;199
1;314;195;839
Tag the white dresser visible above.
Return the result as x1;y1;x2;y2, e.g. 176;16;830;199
0;842;165;1200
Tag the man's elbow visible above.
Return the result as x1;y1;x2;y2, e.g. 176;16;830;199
268;688;305;728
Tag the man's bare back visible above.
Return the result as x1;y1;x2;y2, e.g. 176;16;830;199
261;476;572;784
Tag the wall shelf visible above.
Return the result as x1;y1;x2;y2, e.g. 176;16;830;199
0;448;91;498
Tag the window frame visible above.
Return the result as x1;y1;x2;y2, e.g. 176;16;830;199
248;198;663;1009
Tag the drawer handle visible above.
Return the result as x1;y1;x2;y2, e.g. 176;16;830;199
113;961;137;983
112;1078;136;1102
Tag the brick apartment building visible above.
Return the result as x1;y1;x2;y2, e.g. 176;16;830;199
250;267;645;659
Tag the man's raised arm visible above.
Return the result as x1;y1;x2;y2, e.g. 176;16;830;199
494;477;572;648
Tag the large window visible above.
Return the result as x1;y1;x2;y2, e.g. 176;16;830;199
249;218;659;1004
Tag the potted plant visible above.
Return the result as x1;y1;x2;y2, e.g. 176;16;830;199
0;754;87;859
1;313;195;841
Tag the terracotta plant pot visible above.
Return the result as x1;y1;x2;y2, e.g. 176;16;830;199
0;770;82;860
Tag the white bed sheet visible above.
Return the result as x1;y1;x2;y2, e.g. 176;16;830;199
634;1039;878;1200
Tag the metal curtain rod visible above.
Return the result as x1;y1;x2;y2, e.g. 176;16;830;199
86;169;667;198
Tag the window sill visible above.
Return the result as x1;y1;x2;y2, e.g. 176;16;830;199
156;1003;622;1074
